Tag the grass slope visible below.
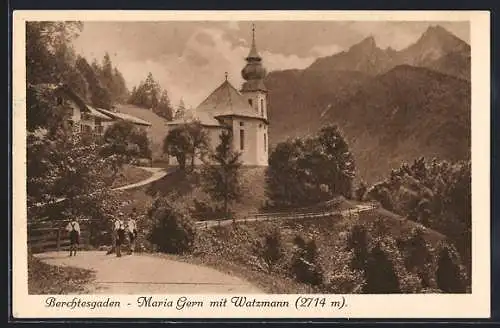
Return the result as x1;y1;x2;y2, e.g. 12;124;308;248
28;255;95;294
193;206;447;293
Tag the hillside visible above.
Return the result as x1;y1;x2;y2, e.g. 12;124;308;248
265;25;470;183
322;65;470;183
113;104;169;160
194;205;448;293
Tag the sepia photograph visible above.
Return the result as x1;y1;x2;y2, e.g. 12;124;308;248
11;10;491;319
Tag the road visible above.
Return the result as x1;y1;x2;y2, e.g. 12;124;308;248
36;251;264;294
112;167;168;191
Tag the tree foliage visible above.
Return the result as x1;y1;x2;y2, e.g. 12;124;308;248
365;157;471;286
163;121;210;171
129;72;174;120
27;22;128;110
147;197;197;254
290;235;323;286
202;130;242;218
100;120;152;173
266;124;355;209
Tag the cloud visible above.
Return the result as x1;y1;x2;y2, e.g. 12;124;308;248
309;44;343;57
76;26;319;108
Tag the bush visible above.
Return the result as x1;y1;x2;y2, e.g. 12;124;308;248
346;224;369;270
290;235;323;286
260;228;284;273
147;197;196;254
363;243;400;293
436;243;466;293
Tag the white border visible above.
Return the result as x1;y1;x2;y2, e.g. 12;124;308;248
12;10;491;319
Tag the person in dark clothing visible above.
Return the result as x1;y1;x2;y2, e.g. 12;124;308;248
115;213;126;257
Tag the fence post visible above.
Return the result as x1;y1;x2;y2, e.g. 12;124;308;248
56;227;61;252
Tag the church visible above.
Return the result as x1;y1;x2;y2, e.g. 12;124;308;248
166;27;269;166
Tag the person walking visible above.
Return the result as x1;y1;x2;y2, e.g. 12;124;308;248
115;213;126;257
127;208;138;255
65;217;81;257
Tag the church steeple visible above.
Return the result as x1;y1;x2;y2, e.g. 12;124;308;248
241;24;267;92
246;24;261;60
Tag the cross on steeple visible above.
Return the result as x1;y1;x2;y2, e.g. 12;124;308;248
225;71;228;81
252;23;255;42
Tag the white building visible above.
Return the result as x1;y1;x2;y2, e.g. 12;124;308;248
166;27;269;166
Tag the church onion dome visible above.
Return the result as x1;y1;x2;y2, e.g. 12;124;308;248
241;24;267;90
241;61;267;81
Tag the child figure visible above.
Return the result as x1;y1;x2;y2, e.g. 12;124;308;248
65;218;80;256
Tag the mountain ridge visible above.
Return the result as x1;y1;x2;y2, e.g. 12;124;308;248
265;25;471;183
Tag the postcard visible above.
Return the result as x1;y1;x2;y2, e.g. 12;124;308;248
12;10;490;319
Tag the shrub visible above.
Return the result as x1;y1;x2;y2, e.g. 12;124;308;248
436;243;466;293
346;224;369;270
363;242;400;293
147;197;196;254
290;235;323;286
260;228;284;273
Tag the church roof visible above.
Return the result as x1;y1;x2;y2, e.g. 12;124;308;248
196;79;262;120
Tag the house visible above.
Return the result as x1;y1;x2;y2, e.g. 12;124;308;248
165;26;269;166
34;83;152;137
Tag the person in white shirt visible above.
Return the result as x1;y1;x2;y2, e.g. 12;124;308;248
65;218;81;257
127;208;139;255
106;213;125;257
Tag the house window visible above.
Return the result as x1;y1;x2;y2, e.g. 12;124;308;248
240;129;245;150
95;118;102;126
264;133;267;152
260;99;264;116
248;99;253;107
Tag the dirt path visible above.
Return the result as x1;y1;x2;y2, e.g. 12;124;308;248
112;167;168;191
35;251;263;294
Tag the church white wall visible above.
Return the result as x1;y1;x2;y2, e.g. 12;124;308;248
232;118;268;166
165;120;268;167
243;91;267;120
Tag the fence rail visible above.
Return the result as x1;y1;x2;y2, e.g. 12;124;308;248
28;224;91;253
196;204;378;229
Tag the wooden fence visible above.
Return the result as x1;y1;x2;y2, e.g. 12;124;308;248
28;221;92;254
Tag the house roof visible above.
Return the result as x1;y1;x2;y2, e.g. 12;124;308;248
86;105;115;120
94;107;152;126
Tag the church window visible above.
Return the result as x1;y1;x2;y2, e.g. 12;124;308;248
264;133;267;152
240;129;245;150
240;122;244;127
260;99;264;116
248;99;253;107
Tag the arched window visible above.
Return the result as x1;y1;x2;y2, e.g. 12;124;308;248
248;99;253;107
264;133;267;152
260;99;264;116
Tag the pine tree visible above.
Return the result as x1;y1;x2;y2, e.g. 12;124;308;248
154;89;174;121
436;246;465;293
202;130;242;219
363;243;400;293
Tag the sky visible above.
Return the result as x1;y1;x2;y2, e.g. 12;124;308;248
71;21;469;107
